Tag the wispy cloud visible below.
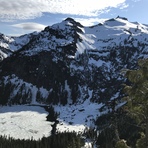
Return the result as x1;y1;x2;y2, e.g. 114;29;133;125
12;22;46;31
0;0;127;21
119;3;129;9
74;18;109;26
132;0;141;2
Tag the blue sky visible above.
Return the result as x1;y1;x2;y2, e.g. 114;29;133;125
0;0;147;36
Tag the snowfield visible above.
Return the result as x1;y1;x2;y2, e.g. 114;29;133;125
0;105;52;140
0;99;103;141
55;99;103;133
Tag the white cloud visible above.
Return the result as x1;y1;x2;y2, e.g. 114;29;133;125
119;3;129;9
132;0;141;2
74;17;109;26
0;0;127;21
12;22;46;31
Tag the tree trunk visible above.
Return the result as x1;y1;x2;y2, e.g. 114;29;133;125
146;116;148;148
114;117;120;142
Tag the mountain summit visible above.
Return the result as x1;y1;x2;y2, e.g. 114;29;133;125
0;17;148;105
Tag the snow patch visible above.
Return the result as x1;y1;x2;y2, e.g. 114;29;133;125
54;99;103;133
0;105;52;140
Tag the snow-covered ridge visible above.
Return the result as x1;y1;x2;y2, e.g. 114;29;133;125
0;16;148;59
0;32;38;60
0;32;38;51
12;17;148;58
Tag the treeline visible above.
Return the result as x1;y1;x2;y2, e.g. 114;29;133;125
0;132;84;148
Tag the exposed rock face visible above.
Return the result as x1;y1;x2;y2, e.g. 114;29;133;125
0;17;148;105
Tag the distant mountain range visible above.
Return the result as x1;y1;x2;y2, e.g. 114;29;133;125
0;16;148;105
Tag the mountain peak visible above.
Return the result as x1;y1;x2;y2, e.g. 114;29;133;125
116;16;128;21
104;16;128;23
64;17;76;22
64;17;83;27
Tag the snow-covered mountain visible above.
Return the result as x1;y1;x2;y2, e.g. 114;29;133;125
0;32;38;61
0;16;148;106
0;16;148;144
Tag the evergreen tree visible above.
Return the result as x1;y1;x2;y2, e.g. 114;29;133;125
115;139;130;148
0;132;84;148
123;58;148;148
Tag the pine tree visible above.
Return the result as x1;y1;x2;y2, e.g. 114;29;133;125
115;139;130;148
123;58;148;148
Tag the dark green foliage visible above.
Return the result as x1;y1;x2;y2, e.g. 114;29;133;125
115;139;129;148
44;106;59;135
0;132;84;148
0;75;32;105
95;59;148;148
83;127;98;147
136;132;146;148
123;58;148;147
60;90;68;105
36;90;44;103
0;79;11;105
95;109;142;148
45;106;59;122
